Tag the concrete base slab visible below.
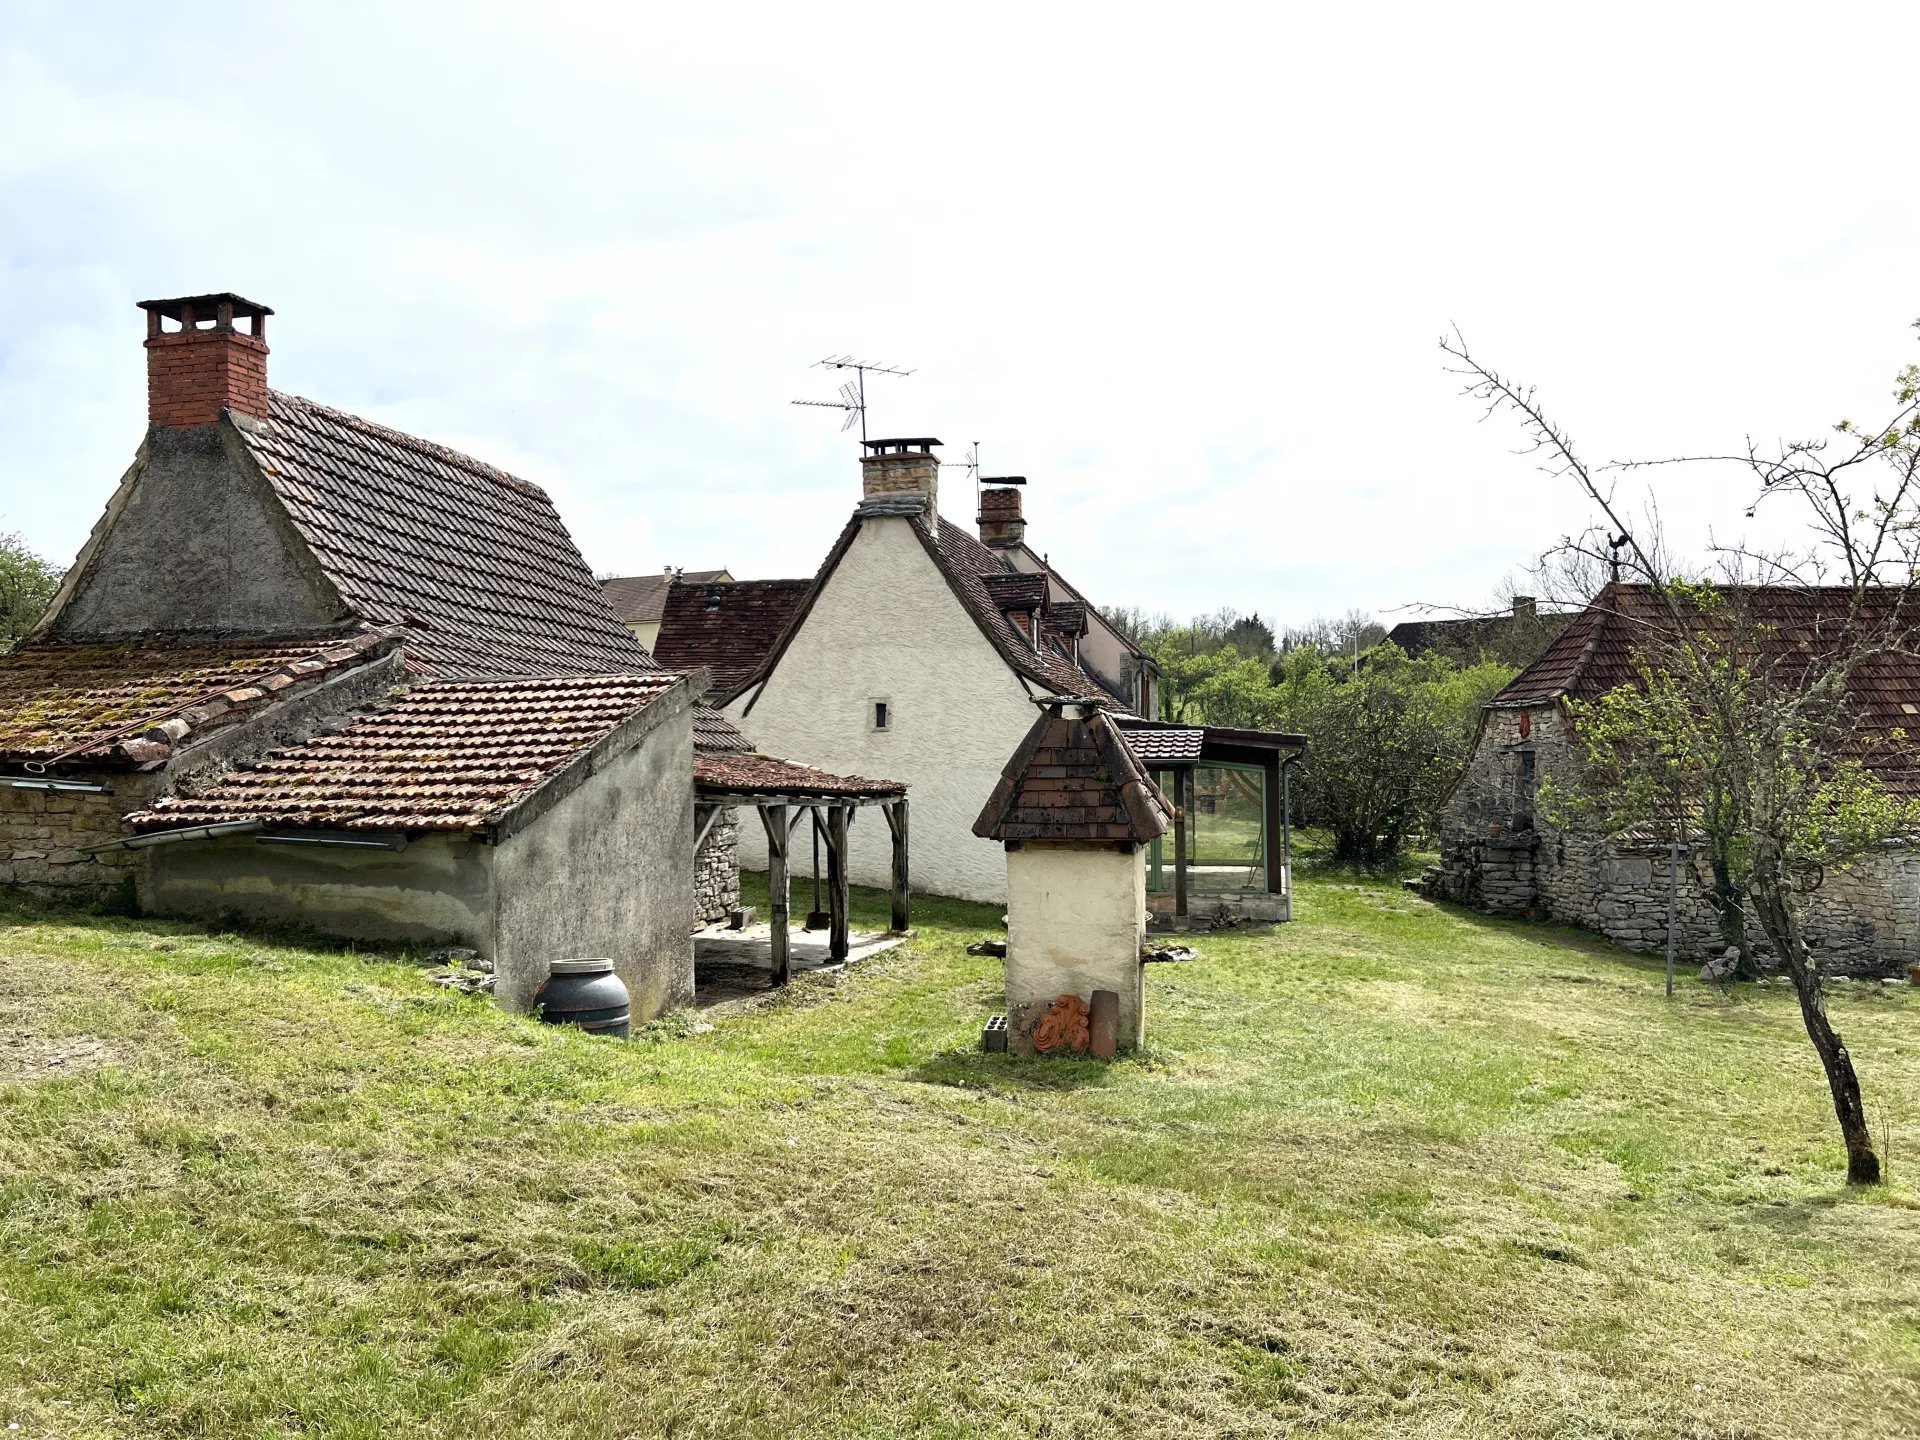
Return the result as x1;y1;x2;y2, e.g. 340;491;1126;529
691;922;904;1007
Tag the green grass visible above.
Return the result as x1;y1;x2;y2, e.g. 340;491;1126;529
3;875;1919;1437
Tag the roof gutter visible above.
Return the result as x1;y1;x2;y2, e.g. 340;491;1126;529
82;819;263;854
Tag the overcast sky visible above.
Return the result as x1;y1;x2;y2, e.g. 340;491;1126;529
3;3;1917;631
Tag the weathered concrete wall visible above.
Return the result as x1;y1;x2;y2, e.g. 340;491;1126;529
143;831;496;946
727;517;1033;904
1004;843;1148;1052
0;771;164;901
694;808;740;925
493;704;695;1020
1432;703;1920;976
44;423;347;638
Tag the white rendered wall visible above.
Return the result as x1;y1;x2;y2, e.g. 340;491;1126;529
1004;843;1148;1051
727;517;1039;904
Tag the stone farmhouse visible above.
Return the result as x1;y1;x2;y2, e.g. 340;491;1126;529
711;440;1307;913
0;292;894;1017
1428;582;1920;976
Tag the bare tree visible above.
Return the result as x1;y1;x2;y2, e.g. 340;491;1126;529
1442;325;1920;1186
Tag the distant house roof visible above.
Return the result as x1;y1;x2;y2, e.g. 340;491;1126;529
693;751;905;800
655;579;813;698
1384;600;1574;667
1492;583;1920;795
601;570;732;627
973;701;1172;844
239;393;658;679
130;673;687;833
0;631;395;768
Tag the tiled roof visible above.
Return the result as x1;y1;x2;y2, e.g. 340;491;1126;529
601;570;730;627
1117;724;1206;764
239;393;658;679
979;570;1048;615
1044;601;1089;638
1385;609;1574;665
974;702;1172;843
694;752;905;799
131;673;684;832
655;579;813;700
1493;583;1920;796
0;632;391;767
932;519;1134;712
693;706;753;754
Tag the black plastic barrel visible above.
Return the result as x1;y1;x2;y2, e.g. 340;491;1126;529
536;958;631;1038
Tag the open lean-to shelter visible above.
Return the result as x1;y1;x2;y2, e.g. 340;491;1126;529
0;292;906;1019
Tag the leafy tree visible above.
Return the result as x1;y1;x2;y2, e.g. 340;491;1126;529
0;531;61;650
1277;644;1514;866
1445;325;1920;1186
1222;612;1277;661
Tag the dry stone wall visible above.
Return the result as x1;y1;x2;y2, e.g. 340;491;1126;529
1430;703;1920;977
694;809;740;925
0;772;162;901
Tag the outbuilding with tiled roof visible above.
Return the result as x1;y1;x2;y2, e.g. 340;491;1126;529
0;291;788;1021
1428;582;1920;978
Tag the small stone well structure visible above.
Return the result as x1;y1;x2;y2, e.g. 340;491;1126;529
973;698;1173;1054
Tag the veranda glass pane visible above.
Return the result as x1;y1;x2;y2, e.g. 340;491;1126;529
1190;763;1265;891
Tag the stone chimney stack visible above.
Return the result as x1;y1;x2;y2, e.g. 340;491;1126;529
137;293;272;429
860;438;940;528
1512;595;1538;621
977;479;1028;549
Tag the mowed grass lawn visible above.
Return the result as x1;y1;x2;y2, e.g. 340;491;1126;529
4;874;1920;1439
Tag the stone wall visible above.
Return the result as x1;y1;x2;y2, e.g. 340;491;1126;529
0;772;163;902
1431;703;1920;976
694;808;740;925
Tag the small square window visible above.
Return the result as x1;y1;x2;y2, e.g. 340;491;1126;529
871;699;891;731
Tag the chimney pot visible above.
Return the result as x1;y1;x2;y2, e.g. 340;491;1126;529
136;292;273;428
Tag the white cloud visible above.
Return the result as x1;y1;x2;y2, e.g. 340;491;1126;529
2;0;1917;627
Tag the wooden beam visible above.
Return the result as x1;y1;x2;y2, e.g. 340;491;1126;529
828;804;851;963
760;803;791;986
1174;767;1189;919
884;797;910;933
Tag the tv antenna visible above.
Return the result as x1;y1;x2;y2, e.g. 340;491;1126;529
790;356;913;444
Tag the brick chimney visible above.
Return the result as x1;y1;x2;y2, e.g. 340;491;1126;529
137;293;272;429
860;438;940;528
978;479;1027;549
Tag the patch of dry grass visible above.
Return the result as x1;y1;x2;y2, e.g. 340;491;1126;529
1;878;1918;1437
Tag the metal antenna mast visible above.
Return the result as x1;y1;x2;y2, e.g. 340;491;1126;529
790;356;914;444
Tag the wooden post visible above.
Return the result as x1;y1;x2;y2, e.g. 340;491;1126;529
828;804;851;963
885;797;910;933
1174;768;1189;919
760;803;791;986
1263;752;1284;896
